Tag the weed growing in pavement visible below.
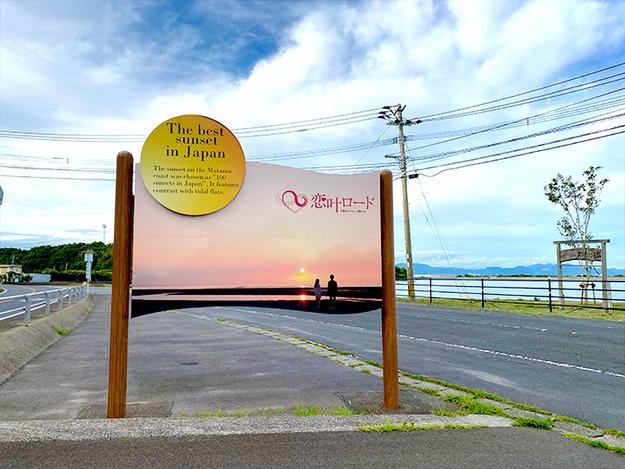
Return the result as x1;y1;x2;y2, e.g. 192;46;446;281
512;417;554;430
208;316;620;456
361;359;383;368
51;325;71;336
562;432;625;456
332;407;367;416
358;418;432;432
196;408;226;418
414;387;440;397
552;415;581;424
604;428;625;438
260;407;287;417
358;418;488;433
398;371;550;416
444;395;507;416
443;423;489;430
295;403;320;416
582;422;598;430
233;407;251;417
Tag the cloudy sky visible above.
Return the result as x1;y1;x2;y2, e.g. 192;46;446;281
1;0;623;271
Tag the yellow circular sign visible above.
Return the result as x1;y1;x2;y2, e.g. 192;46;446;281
140;115;245;216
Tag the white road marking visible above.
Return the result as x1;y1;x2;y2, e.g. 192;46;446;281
219;307;625;380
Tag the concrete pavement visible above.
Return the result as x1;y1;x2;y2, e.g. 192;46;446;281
0;293;623;468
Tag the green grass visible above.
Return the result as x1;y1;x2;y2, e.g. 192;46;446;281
188;405;361;418
260;407;287;417
358;418;488;433
295;403;320;416
512;417;554;430
196;408;226;418
232;407;252;417
51;325;71;336
414;387;440;397
562;432;625;456
360;359;383;368
605;429;625;438
398;371;550;416
397;296;625;321
553;415;581;424
329;407;365;416
444;395;507;416
582;422;598;430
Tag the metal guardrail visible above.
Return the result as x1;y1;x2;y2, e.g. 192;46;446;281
0;286;87;323
396;277;624;312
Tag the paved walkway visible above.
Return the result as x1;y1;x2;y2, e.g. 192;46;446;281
0;294;622;468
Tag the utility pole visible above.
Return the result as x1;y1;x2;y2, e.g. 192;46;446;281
103;224;107;244
380;104;421;298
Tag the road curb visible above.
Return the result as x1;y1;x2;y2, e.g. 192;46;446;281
0;296;94;384
0;414;512;442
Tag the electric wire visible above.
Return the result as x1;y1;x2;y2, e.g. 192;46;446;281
403;143;467;295
394;86;625;156
414;125;625;176
409;108;625;164
413;61;625;121
0;107;385;142
346;125;392;174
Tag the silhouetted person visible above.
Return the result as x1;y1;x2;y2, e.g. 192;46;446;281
328;274;338;310
314;278;322;308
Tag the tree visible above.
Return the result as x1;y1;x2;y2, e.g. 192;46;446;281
544;166;609;299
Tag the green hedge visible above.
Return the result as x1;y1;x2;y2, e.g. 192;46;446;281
43;269;112;282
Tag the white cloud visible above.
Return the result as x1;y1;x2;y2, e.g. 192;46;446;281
0;0;623;269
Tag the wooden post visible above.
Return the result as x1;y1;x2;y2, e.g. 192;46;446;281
601;241;610;312
107;151;134;418
555;243;565;309
380;170;398;410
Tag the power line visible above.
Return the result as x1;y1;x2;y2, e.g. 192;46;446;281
411;125;625;176
396;86;625;156
409;108;625;165
0;107;385;142
413;61;625;122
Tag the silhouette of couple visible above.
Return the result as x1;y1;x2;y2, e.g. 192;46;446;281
313;274;338;310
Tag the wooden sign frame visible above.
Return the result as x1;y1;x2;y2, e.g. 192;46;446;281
553;239;610;311
107;151;398;418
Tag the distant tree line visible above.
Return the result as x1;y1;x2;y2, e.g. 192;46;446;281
0;242;113;273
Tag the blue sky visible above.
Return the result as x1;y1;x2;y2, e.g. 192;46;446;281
1;0;624;270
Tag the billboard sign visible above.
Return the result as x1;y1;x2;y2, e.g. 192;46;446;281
140;115;245;216
132;161;382;316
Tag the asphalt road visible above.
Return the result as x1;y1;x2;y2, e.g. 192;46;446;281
2;427;622;469
187;303;625;430
0;283;64;329
2;293;623;468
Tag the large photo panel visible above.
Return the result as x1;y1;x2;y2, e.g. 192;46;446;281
132;162;382;316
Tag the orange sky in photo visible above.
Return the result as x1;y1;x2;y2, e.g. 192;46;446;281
133;162;381;289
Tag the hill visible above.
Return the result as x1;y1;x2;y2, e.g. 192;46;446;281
396;262;624;277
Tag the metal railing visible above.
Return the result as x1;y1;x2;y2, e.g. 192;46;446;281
0;286;87;323
396;277;624;312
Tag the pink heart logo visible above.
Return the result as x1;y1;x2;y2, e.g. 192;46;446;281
278;190;308;212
